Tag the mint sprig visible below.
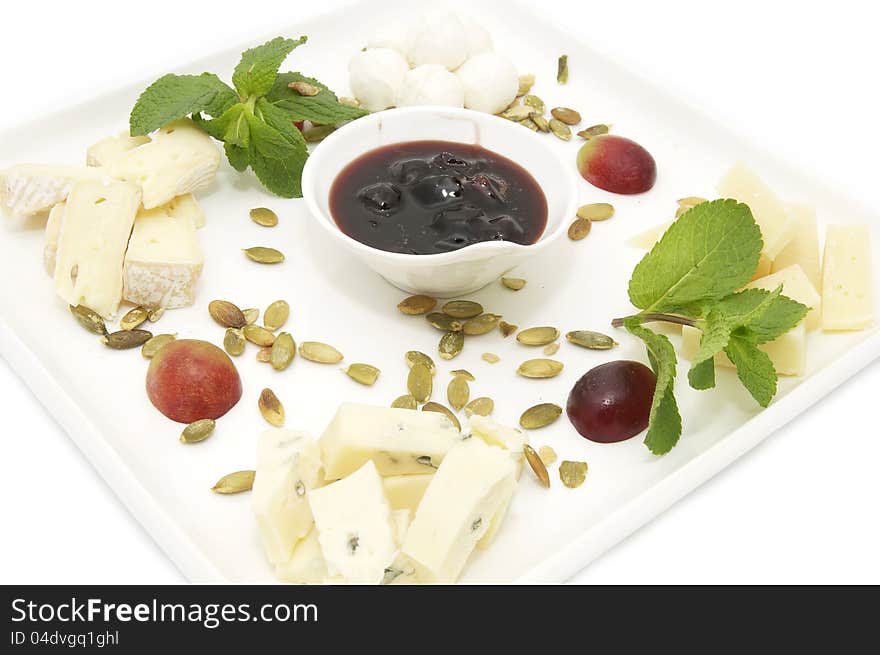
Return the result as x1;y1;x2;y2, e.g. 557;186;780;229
615;199;809;454
129;36;368;198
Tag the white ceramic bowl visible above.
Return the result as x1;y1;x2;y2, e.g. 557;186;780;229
301;106;579;297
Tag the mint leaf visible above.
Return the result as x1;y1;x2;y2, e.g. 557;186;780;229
736;295;808;345
255;97;309;150
193;103;250;147
267;72;368;124
232;36;306;99
225;143;249;172
624;319;682;455
628;199;763;314
724;336;777;407
688;358;716;390
130;73;237;136
245;108;307;198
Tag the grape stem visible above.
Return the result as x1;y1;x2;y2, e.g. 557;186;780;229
611;313;697;329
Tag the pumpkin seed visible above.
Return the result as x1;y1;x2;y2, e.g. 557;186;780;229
141;333;176;359
427;312;463;332
259;388;285;427
243;247;285;264
566;330;618;350
501;277;526;291
224;328;246;356
559;460;588;488
523;94;545;113
264;300;290;330
517;326;560;346
289;81;320;96
442;300;484;319
398;294;437;315
405;351;436;375
523;444;551;488
438;331;464;360
538;445;558;466
520;403;563;429
209;300;246;328
544;342;560;356
391;394;418;410
481;352;500;364
243;324;276;347
463;313;502;336
70;304;107;335
519;117;538;131
300;341;343;364
303;125;335;143
407;363;433;403
345;363;380;386
551;107;581;125
120;306;148;330
517;74;535;96
101;329;153;350
180;419;216;444
568;217;592;241
464;397;494;417
549;118;572;141
212;470;255;494
242;308;260;325
256;347;272;363
517;359;564;379
339;96;361;108
422;402;461;431
450;369;475;381
501;102;532;121
577;203;615;221
447;376;470;411
249;207;278;227
557;54;569;84
270;332;296;370
577;124;610;139
147;306;165;322
530;113;550;132
677;196;708;208
499;321;517;338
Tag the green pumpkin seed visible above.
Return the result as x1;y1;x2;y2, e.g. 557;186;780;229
463;313;502;336
577;124;610;139
438;331;464;360
256;347;272;363
212;470;255;494
539;446;558;466
102;329;153;350
566;330;618;350
264;300;290;330
523;444;551;488
544;342;560;356
209;300;246;328
147;306;165;322
407;363;433;402
517;359;564;379
427;312;463;332
519;118;538;131
530;113;550;132
559;460;588;488
499;321;517;338
398;295;437;315
270;332;296;370
243;324;276;347
520;403;563;429
523;95;545;113
501;277;526;291
677;196;708;208
549;118;572;141
141;333;176;359
557;54;569;84
300;341;343;364
450;369;475;381
303;125;335;142
289;81;320;96
568;217;592;241
224;328;247;356
250;207;278;227
464;397;494;417
243;247;285;264
481;353;500;364
180;419;216;444
259;388;284;427
517;74;535;96
242;308;260;325
120;306;148;331
501;102;532;121
345;363;380;386
391;394;418;410
339;96;361;108
405;351;436;375
517;326;560;346
422;402;461;431
577;203;615;221
447;376;470;411
70;304;107;335
442;300;484;319
551;107;581;125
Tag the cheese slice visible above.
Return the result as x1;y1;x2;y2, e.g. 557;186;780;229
320;403;461;479
821;225;874;331
1;164;107;219
274;528;328;585
53;179;141;318
86;132;151;167
43;201;65;276
382;474;434;513
772;204;821;289
401;439;517;583
753;253;772;281
682;323;806;377
746;264;821;331
308;461;397;584
252;429;324;565
123;200;204;310
105;119;220;209
468;415;527;478
717;163;797;260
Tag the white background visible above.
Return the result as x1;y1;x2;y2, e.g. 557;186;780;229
1;0;878;584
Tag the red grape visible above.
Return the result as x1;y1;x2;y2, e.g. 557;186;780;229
576;134;657;194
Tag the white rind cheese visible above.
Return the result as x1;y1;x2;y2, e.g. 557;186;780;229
682;323;806;377
746;264;821;331
0;164;107;220
821;225;874;331
401;438;517;583
86;132;151;167
43;201;65;276
382;474;434;513
274;528;328;585
53;179;141;319
165;193;205;228
773;204;821;289
308;461;397;584
252;429;324;565
319;403;461;479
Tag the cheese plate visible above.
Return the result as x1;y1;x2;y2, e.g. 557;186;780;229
1;0;878;584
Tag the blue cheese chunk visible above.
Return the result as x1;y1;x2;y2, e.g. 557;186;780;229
274;528;328;585
468;415;528;478
382;474;434;513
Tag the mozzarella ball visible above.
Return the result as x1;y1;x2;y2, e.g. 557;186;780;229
396;65;465;108
458;15;493;57
349;48;410;112
455;53;519;114
366;17;418;56
406;12;468;71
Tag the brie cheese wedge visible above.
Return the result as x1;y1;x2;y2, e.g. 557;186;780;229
43;201;65;276
1;164;107;220
86;132;151;167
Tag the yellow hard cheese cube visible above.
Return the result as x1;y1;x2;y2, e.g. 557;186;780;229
772;204;821;289
682;323;806;377
746;264;821;331
821;225;874;331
